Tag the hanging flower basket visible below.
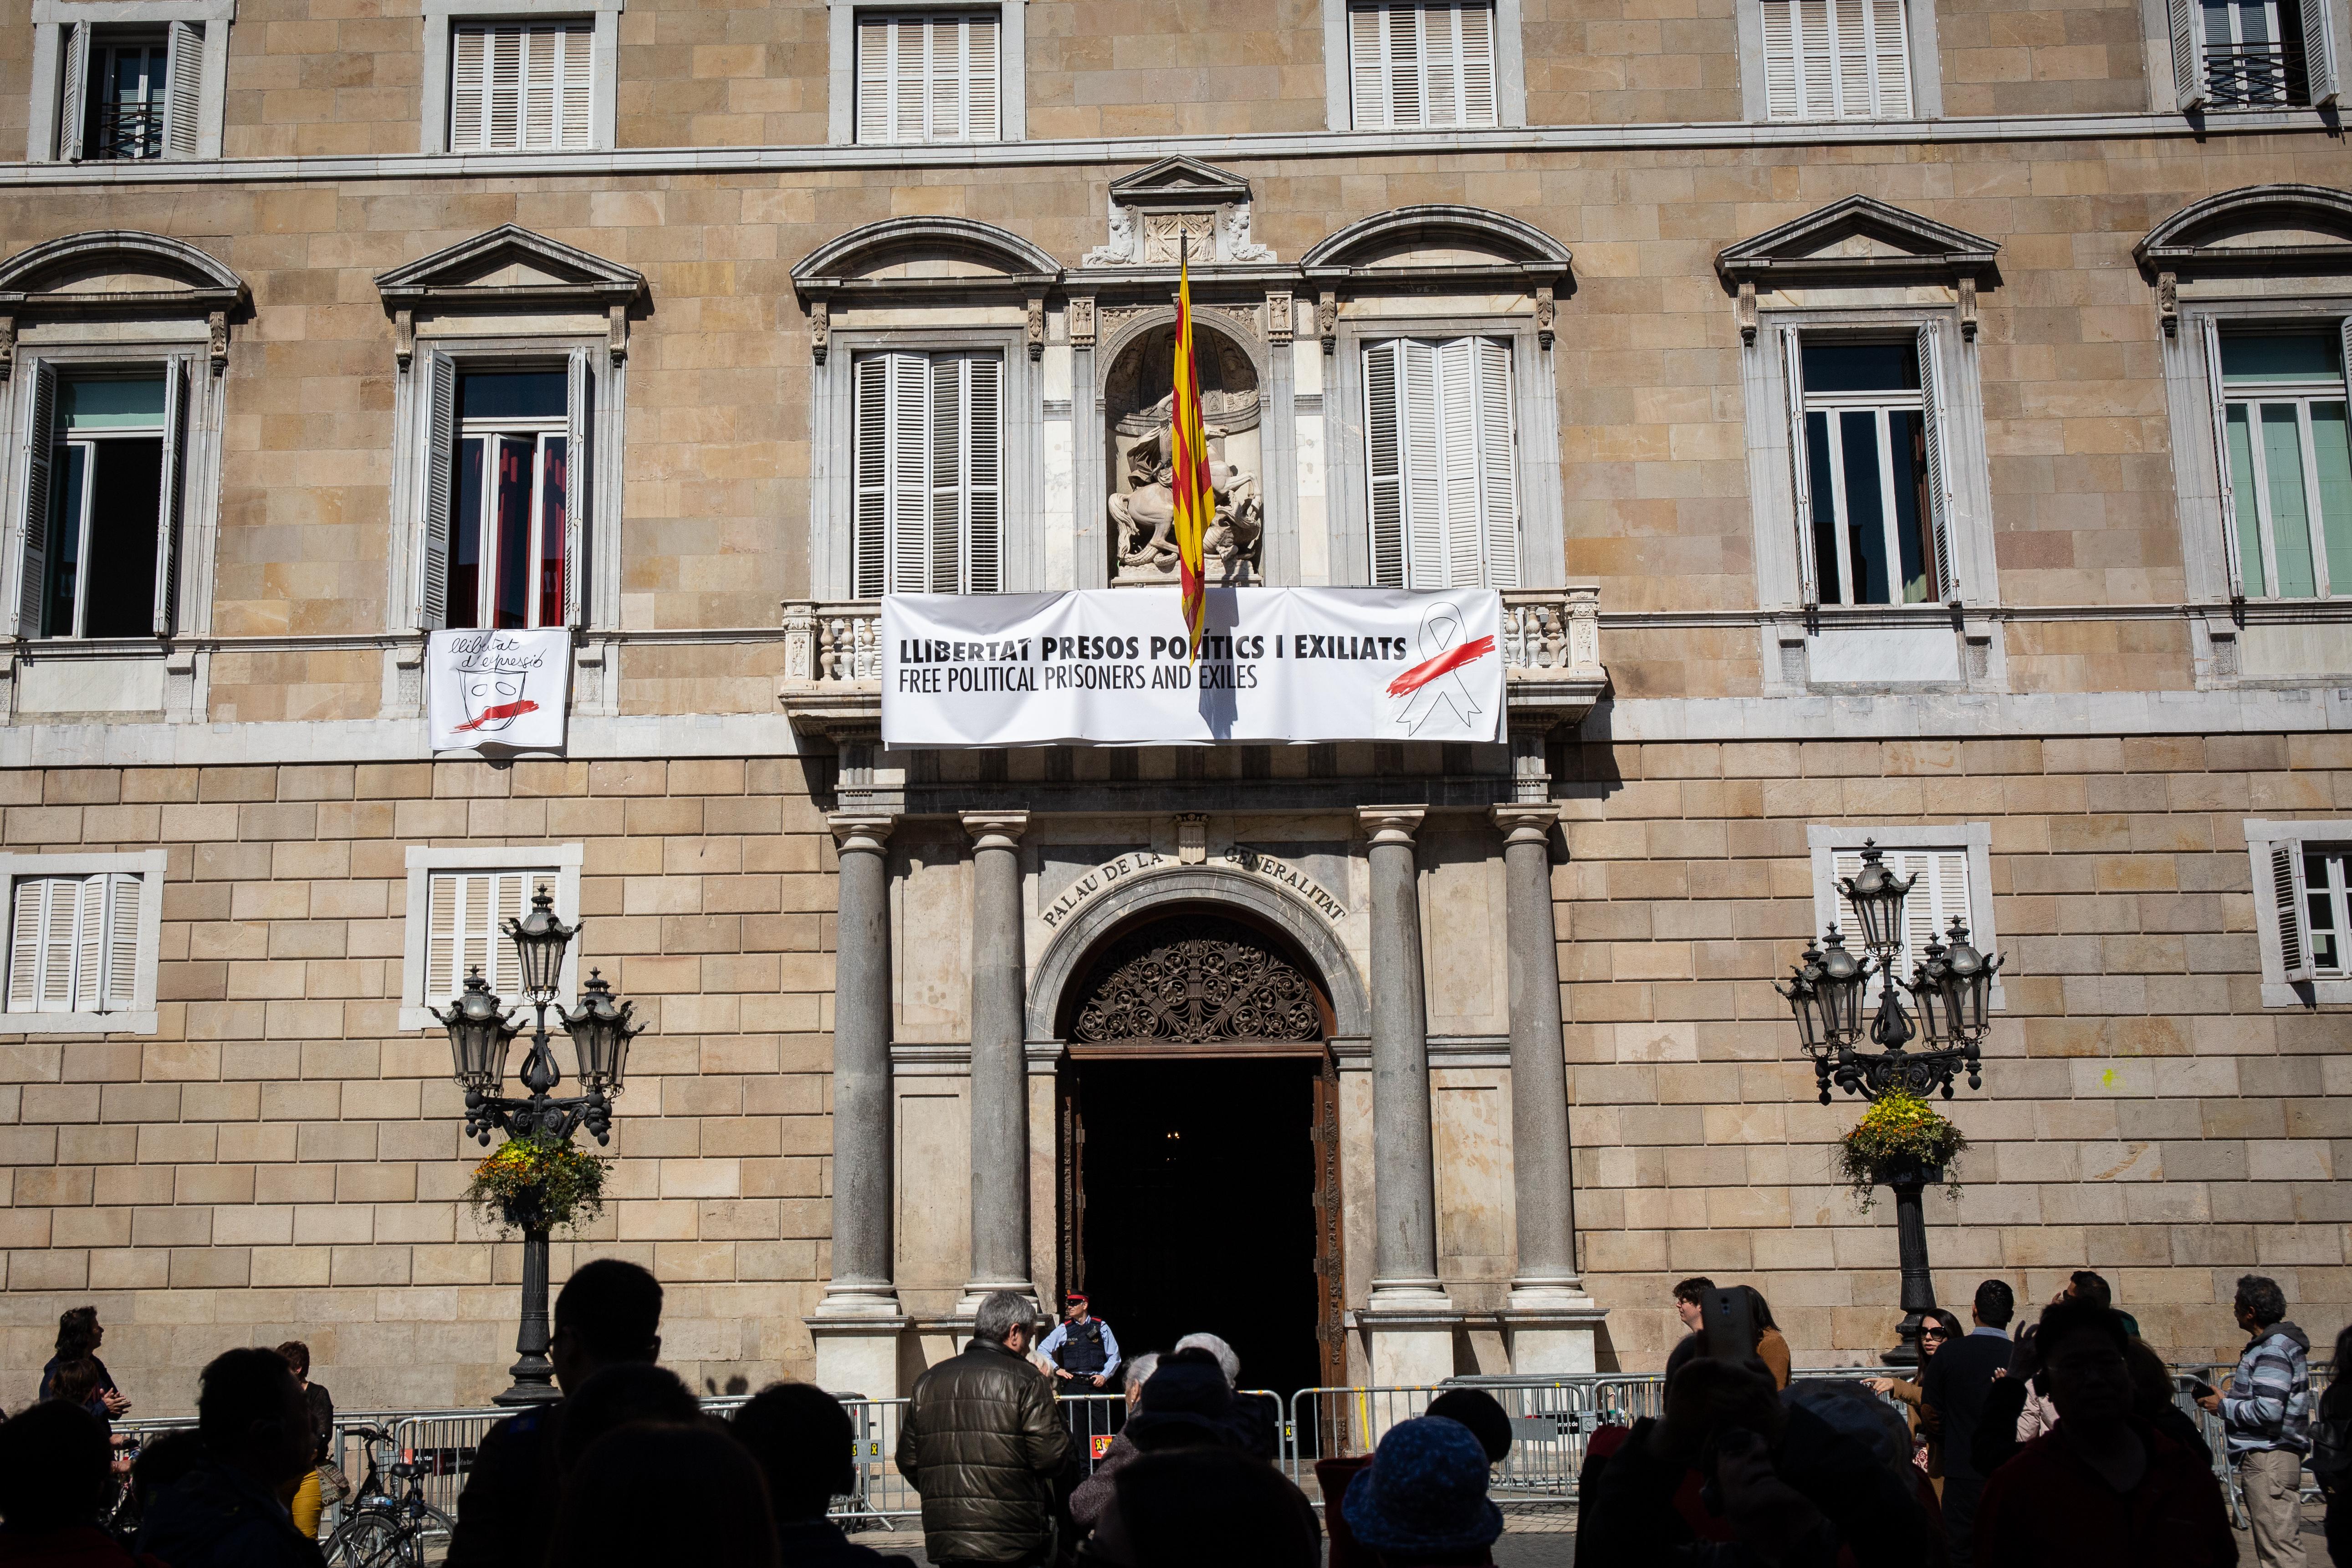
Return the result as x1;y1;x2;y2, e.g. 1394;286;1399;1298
465;1133;612;1236
1835;1092;1968;1211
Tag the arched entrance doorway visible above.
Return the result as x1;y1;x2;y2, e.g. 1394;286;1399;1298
1053;907;1345;1396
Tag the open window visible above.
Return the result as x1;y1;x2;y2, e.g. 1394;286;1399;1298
31;7;225;162
2208;325;2352;602
1720;198;2002;691
2247;817;2352;1003
2168;0;2339;108
1783;329;1953;607
376;226;642;647
20;366;188;640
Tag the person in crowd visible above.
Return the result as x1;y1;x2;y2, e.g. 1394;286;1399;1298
126;1432;204;1524
2066;1271;2138;1338
2314;1322;2352;1568
2196;1273;2311;1568
1069;1353;1158;1533
39;1309;128;1423
730;1381;916;1568
0;1399;165;1568
1337;1417;1502;1568
273;1342;334;1542
1170;1333;1278;1460
1972;1298;2235;1568
1919;1277;2015;1568
1080;1447;1319;1568
445;1257;664;1568
1745;1287;1792;1390
1672;1278;1716;1335
1038;1294;1122;1392
895;1289;1071;1568
1425;1389;1513;1467
1866;1309;1960;1496
136;1347;325;1568
552;1361;703;1477
544;1421;780;1568
1782;1379;1932;1522
1576;1355;1936;1568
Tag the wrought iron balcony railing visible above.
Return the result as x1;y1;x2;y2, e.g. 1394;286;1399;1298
2204;46;2301;107
88;102;168;161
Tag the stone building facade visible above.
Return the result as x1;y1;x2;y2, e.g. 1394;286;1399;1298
0;0;2348;1408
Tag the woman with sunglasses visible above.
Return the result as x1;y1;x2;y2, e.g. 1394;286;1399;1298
1868;1310;1963;1499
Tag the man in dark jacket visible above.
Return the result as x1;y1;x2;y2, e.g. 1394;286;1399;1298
1919;1277;2015;1568
444;1258;664;1568
896;1290;1072;1567
137;1349;324;1568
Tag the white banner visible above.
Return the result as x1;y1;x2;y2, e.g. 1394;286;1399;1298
427;628;572;752
880;588;1504;747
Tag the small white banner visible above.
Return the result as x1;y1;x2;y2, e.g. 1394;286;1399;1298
427;628;572;752
880;588;1504;747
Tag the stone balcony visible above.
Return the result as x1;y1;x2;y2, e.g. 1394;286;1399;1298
777;586;1608;766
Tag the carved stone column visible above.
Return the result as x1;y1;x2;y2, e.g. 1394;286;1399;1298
1491;804;1605;1373
808;812;906;1396
960;812;1035;1310
1356;806;1457;1385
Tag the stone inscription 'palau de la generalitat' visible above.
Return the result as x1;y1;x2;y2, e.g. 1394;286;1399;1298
0;0;2347;1415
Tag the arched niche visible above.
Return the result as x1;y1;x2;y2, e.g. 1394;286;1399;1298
1028;865;1370;1047
0;231;246;378
1299;204;1572;273
1097;309;1265;587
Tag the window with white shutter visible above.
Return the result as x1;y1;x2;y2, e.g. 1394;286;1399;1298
1362;336;1519;590
400;846;583;1027
422;868;549;1003
0;853;162;1031
2246;819;2352;1001
1759;0;1912;120
1829;845;1971;1000
855;12;1002;143
1807;827;2001;1010
851;350;1004;596
1347;1;1498;128
2169;0;2337;107
449;20;594;152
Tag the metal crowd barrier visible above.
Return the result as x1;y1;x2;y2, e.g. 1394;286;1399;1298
118;1356;2323;1543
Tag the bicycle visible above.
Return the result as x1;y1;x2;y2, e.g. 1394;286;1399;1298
322;1424;458;1568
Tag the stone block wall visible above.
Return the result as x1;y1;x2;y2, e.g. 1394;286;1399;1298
1560;730;2352;1371
0;757;842;1411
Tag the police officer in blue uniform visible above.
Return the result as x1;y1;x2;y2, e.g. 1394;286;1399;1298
1037;1292;1121;1390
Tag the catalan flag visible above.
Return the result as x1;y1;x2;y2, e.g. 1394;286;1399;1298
1169;247;1211;660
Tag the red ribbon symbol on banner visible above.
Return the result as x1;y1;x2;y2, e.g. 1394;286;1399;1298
453;698;540;733
1387;603;1493;735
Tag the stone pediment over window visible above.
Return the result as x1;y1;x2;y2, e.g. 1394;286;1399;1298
374;224;646;366
1083;156;1275;269
1295;205;1571;350
793;217;1063;364
1715;195;2000;342
2135;185;2352;335
0;231;246;378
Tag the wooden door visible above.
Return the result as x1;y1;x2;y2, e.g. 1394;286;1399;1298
1057;1065;1086;1299
1311;1053;1347;1389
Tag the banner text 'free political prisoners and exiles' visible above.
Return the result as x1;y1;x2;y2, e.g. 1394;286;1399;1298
879;588;1505;747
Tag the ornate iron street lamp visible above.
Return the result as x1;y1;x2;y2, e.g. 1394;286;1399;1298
430;888;645;1405
1776;841;2002;1366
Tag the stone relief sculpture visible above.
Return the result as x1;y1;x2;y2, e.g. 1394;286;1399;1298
1104;325;1263;586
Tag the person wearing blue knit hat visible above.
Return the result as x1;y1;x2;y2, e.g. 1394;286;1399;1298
1340;1416;1504;1567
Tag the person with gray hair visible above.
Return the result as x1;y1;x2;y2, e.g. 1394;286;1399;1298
1067;1352;1162;1535
1171;1333;1239;1389
895;1290;1072;1567
1171;1333;1280;1461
